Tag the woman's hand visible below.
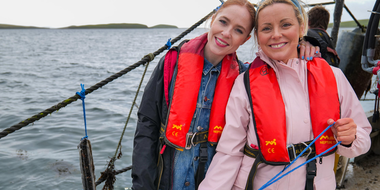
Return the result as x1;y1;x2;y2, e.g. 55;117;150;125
298;41;321;61
327;118;357;146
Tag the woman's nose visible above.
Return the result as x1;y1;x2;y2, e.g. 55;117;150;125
272;28;282;39
221;27;232;38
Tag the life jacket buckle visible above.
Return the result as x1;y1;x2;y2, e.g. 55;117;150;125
185;132;196;149
306;158;317;178
287;144;297;161
287;141;313;161
301;142;313;159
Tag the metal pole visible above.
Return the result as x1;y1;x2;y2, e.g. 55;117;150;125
344;4;365;32
331;0;344;48
307;1;335;6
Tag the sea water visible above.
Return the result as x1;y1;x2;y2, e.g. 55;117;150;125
0;27;373;190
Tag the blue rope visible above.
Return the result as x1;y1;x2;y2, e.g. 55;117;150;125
259;122;337;190
215;1;224;11
260;141;341;189
76;84;88;140
166;38;172;50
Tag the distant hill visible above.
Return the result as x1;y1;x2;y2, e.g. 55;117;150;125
150;24;177;28
61;23;149;29
62;23;178;29
328;19;370;28
0;23;178;29
0;24;46;29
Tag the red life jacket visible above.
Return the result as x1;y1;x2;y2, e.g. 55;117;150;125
164;33;240;150
246;57;340;163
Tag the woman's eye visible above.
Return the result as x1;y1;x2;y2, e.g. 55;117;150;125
261;27;270;32
219;20;227;25
236;29;243;34
283;23;292;28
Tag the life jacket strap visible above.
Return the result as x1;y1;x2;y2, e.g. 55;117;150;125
160;123;166;136
244;141;315;161
160;125;208;149
305;154;317;190
184;131;208;149
195;142;208;190
245;152;264;190
287;141;315;161
156;136;165;189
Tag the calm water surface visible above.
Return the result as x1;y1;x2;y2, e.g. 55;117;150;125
0;28;372;190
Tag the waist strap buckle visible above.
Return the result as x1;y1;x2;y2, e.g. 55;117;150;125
185;132;197;149
287;142;313;161
287;144;296;161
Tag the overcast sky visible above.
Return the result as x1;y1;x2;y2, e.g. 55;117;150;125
0;0;375;28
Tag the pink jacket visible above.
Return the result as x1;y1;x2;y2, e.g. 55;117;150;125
199;50;372;190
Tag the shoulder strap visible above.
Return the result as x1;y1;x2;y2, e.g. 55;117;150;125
308;29;340;67
311;29;336;51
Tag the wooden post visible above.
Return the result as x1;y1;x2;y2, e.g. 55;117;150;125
331;0;344;48
79;138;96;190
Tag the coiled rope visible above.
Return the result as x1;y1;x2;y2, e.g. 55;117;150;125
0;8;216;140
95;164;133;186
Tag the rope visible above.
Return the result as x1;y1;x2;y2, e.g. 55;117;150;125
97;52;153;189
95;165;133;186
115;165;133;175
0;9;216;140
76;84;88;140
216;0;224;10
259;123;339;190
97;157;116;190
166;38;172;49
113;53;153;159
260;142;341;190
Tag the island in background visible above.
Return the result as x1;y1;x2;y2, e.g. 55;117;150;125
0;19;369;29
60;23;177;29
327;19;369;28
0;23;46;29
0;23;177;29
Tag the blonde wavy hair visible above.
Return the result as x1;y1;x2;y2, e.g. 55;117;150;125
254;0;308;39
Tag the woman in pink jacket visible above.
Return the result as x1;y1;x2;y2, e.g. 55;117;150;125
199;0;372;190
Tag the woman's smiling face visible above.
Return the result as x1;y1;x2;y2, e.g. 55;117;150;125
204;4;252;65
256;3;304;63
